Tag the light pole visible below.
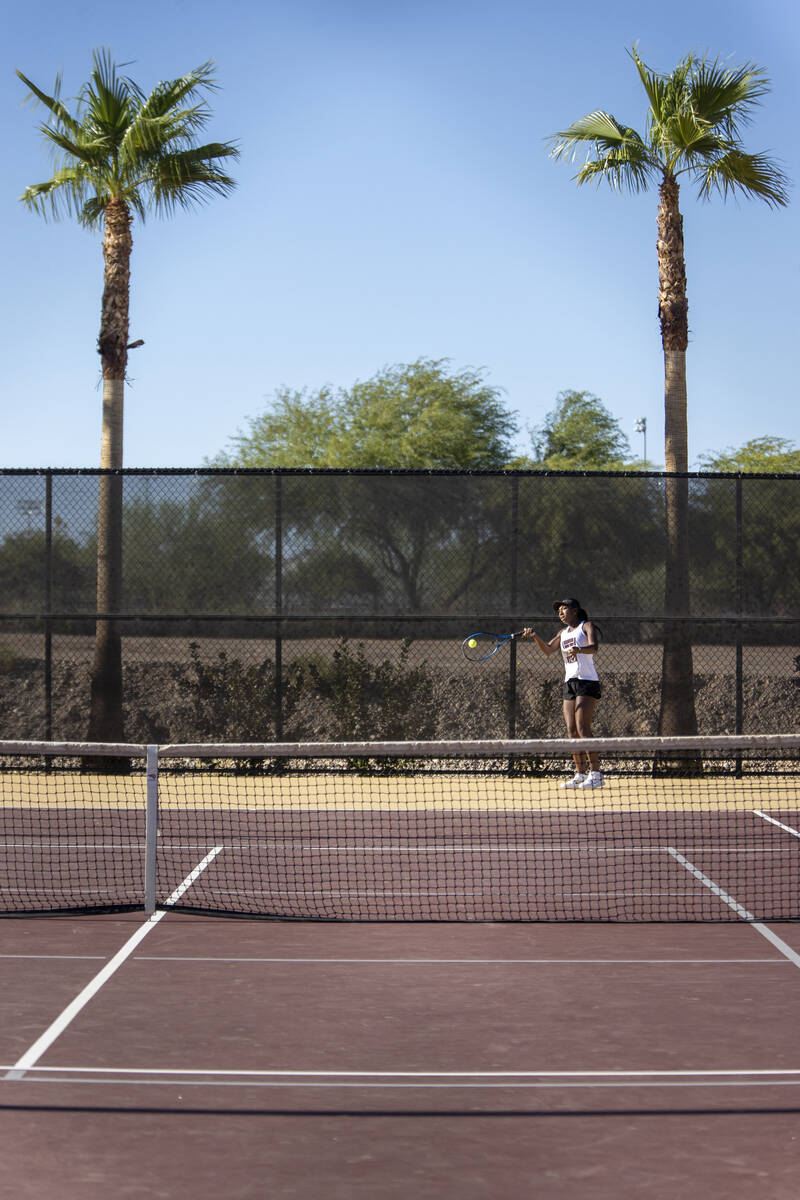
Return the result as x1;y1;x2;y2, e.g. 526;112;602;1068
635;417;647;465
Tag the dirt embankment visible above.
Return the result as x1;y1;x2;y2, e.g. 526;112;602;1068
0;654;795;743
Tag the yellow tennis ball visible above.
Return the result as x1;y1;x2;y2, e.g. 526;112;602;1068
468;638;477;648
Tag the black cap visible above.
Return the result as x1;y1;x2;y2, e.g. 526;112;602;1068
553;597;581;612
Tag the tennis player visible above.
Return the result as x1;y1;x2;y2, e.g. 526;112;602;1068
522;598;604;789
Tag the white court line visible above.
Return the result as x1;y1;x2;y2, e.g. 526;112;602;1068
132;956;788;965
753;810;800;839
1;1065;800;1084
4;1064;800;1080
6;955;786;966
0;955;106;961
665;850;753;919
667;848;800;969
3;848;222;1082
0;841;145;847
9;1076;800;1092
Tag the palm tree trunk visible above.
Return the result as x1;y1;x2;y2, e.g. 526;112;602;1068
657;172;697;736
88;199;131;746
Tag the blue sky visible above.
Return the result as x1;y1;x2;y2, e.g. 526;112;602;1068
3;0;798;469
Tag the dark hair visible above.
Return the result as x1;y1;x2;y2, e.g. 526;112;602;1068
571;607;602;640
554;598;600;638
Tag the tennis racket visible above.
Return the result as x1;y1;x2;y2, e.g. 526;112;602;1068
461;630;525;662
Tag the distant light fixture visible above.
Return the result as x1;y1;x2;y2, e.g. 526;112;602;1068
634;417;647;463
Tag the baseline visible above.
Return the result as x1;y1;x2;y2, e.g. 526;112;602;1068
5;1064;800;1089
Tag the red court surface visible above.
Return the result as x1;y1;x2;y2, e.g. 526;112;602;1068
2;915;800;1199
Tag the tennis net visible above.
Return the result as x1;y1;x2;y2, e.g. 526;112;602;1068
1;736;799;921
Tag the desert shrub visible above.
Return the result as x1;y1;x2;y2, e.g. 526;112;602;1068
178;637;437;742
300;638;437;740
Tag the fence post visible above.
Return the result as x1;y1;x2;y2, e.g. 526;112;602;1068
508;475;519;738
44;469;53;742
274;473;283;740
735;476;743;736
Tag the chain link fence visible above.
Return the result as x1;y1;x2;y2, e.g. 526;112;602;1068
1;468;798;742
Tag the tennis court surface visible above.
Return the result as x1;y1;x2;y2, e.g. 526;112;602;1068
2;736;800;1198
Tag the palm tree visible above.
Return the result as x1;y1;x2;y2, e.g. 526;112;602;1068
549;48;789;734
18;50;239;745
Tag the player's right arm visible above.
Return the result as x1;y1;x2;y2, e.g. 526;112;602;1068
521;628;561;655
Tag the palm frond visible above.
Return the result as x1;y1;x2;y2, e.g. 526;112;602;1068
81;51;136;153
79;194;111;226
125;63;220;165
629;45;669;124
652;111;724;170
19;166;94;222
689;58;771;132
549;110;635;157
697;148;790;208
38;126;108;167
660;110;706;149
574;152;654;194
549;110;655;192
19;50;238;228
148;144;239;214
118;63;225;169
625;46;790;202
122;101;212;161
139;62;219;122
125;131;239;189
673;132;731;167
15;69;82;142
549;41;790;252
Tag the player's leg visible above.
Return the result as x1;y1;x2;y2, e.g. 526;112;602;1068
562;696;588;785
575;694;603;786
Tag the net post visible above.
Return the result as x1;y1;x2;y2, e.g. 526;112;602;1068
144;744;159;913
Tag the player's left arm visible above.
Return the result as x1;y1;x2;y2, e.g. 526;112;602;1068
579;621;600;655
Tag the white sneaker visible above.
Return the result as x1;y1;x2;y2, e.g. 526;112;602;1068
578;771;605;789
562;773;587;789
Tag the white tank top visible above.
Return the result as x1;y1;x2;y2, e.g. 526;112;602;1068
560;621;599;681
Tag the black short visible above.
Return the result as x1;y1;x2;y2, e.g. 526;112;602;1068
563;678;602;701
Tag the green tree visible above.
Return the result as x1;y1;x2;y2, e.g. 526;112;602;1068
121;490;269;616
18;51;238;743
698;437;800;473
217;359;518;469
0;527;93;616
524;390;633;469
549;47;789;734
215;360;519;613
277;472;512;614
216;386;341;468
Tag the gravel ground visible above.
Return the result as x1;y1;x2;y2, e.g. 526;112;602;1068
1;634;797;742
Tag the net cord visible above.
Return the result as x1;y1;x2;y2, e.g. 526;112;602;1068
1;734;800;760
0;742;147;757
159;734;800;759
